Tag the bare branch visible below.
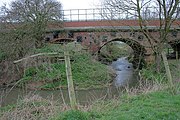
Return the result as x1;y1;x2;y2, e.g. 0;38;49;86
13;52;60;64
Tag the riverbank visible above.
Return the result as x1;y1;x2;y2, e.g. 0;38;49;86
1;61;179;119
1;82;179;120
0;43;115;90
1;42;180;119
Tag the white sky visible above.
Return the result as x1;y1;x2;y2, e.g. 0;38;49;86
0;0;100;10
60;0;99;9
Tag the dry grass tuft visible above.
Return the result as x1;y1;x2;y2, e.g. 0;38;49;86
1;94;61;120
124;80;166;96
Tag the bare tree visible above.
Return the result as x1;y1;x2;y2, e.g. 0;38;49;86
101;0;180;88
1;0;63;48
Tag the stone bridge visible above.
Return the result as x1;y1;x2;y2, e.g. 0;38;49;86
46;19;180;68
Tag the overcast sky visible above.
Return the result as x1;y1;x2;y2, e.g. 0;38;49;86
0;0;100;9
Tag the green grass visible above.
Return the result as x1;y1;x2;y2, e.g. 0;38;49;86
19;44;113;89
1;85;179;120
90;90;180;120
0;104;16;116
71;53;112;89
140;67;167;83
140;60;180;84
33;44;64;54
29;53;111;89
51;110;89;120
18;63;65;87
0;50;7;61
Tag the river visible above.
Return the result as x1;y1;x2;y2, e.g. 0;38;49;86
0;86;120;107
111;57;139;87
0;57;139;107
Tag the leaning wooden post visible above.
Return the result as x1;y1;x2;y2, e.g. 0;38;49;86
64;45;77;109
161;51;174;91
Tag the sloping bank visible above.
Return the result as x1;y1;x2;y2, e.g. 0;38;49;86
51;89;180;120
18;51;115;90
1;88;179;119
90;91;180;119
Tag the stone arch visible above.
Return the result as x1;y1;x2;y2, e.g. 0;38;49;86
168;39;180;59
97;38;146;69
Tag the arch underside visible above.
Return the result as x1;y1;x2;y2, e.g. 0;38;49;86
98;38;146;69
168;39;180;59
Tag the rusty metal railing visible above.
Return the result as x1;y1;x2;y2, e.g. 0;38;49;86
62;7;180;21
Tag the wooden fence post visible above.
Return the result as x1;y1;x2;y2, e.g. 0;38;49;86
64;46;77;109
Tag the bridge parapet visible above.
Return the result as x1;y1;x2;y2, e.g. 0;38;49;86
62;7;180;21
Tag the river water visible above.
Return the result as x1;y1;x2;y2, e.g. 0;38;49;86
0;86;120;107
111;57;139;87
0;57;139;107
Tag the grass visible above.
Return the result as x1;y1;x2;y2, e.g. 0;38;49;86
51;110;90;120
1;41;180;119
140;66;167;83
0;94;61;120
18;43;114;89
90;89;180;120
0;50;7;61
1;83;179;120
